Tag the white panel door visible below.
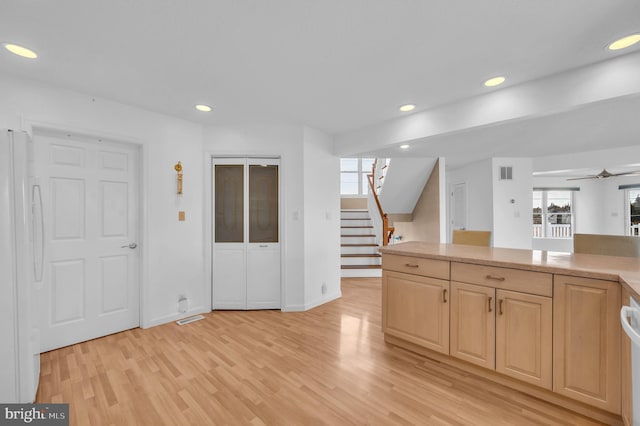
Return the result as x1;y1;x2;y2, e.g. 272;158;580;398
452;182;467;237
213;157;280;310
35;132;139;351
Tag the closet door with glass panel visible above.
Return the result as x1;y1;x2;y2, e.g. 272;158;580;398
213;158;280;310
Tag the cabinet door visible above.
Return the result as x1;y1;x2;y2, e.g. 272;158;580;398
496;290;552;389
383;271;449;354
450;281;495;369
553;275;621;414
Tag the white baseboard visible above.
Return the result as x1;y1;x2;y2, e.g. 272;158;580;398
282;291;342;312
304;291;342;311
143;306;210;329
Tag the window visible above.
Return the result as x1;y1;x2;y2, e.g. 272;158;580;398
627;189;640;236
340;158;374;196
532;190;573;238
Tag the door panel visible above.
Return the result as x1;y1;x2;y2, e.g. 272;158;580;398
247;248;280;309
213;249;246;309
249;164;278;243
450;281;495;369
452;182;467;234
383;271;449;354
553;275;621;413
215;164;244;243
36;133;139;351
495;289;552;389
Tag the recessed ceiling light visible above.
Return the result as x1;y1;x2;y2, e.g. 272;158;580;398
195;104;212;112
3;43;37;59
399;104;415;112
484;76;506;87
400;144;410;149
608;34;640;51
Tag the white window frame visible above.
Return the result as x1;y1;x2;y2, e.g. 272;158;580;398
533;190;574;239
625;188;640;236
340;158;374;197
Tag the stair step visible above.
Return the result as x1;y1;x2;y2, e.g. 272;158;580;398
341;234;376;237
341;218;371;220
341;265;382;270
341;226;374;228
341;243;378;247
341;253;381;258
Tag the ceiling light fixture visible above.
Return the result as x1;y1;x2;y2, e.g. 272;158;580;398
195;104;212;112
3;43;37;59
399;104;415;112
484;76;506;87
400;144;410;149
608;33;640;51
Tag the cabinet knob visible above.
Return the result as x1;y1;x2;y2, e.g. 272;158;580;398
499;299;504;315
488;296;493;313
443;289;448;303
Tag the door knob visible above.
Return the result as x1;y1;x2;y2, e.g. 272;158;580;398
121;243;137;249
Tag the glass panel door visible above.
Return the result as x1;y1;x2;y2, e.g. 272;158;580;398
249;165;278;243
215;164;244;243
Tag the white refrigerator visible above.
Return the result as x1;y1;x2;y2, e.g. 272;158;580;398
622;297;640;425
0;129;41;403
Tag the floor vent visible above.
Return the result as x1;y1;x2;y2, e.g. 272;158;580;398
176;315;205;326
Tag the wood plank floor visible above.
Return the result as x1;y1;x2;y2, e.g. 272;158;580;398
37;278;603;425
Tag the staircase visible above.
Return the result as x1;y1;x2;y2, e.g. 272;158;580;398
340;210;382;277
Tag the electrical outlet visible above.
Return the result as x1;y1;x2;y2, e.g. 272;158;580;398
321;282;327;295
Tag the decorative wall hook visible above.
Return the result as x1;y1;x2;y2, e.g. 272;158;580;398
174;161;183;194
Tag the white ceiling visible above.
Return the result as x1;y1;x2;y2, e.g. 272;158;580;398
1;0;639;138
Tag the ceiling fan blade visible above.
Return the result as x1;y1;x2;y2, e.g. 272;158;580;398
566;175;599;181
609;171;640;177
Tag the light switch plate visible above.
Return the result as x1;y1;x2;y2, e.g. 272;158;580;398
178;211;185;221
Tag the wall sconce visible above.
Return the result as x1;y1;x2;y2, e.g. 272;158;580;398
174;161;183;194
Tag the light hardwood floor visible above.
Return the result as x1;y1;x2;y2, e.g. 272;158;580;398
37;278;603;425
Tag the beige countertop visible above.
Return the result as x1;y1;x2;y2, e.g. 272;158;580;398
380;241;640;298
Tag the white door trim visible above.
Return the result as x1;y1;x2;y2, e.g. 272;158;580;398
204;151;286;311
24;120;148;329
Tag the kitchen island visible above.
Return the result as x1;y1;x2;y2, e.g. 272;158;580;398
379;241;640;426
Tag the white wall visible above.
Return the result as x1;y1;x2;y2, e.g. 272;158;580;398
446;158;493;242
379;158;435;214
446;157;533;249
303;127;341;309
0;72;344;332
491;158;533;250
0;72;207;329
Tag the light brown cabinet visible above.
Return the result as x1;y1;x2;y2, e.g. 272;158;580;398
553;274;621;414
381;246;628;423
450;281;495;368
449;281;553;390
382;271;450;354
495;289;552;390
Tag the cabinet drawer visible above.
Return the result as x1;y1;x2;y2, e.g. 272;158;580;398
383;254;449;279
451;262;552;297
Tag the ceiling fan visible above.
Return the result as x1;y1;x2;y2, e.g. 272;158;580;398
567;168;640;181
